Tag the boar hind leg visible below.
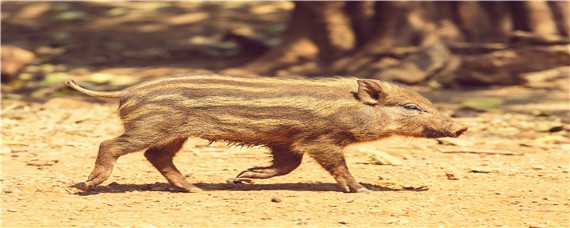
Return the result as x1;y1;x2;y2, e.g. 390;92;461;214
234;144;303;181
144;138;202;193
84;134;151;189
304;144;368;193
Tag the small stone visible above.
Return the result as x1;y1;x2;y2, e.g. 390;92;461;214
549;126;564;132
445;172;459;180
271;196;282;203
338;221;348;225
367;151;403;166
401;184;429;191
470;167;496;174
528;223;545;228
227;178;253;185
531;165;544;170
347;144;402;166
7;209;17;212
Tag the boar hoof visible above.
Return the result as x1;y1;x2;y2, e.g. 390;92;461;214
84;166;113;189
73;181;105;192
344;184;371;193
72;182;93;191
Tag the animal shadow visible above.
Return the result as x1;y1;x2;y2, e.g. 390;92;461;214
72;181;426;195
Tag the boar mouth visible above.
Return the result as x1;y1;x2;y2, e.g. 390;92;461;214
422;127;468;138
453;127;468;137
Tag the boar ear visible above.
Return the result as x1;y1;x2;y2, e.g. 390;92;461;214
355;79;385;105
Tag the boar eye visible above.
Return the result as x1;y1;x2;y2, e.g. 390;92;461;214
402;103;422;112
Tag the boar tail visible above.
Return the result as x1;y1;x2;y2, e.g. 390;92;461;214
65;80;124;99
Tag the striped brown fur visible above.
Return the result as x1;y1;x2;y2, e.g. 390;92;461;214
66;75;467;193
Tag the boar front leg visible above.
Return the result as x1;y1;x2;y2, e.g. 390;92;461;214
232;144;303;182
298;142;368;193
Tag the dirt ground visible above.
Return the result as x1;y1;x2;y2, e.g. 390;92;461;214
2;84;569;227
2;2;570;228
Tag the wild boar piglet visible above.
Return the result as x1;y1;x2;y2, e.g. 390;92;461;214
66;75;467;193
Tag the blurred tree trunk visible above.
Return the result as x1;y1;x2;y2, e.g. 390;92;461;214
234;1;569;86
300;2;354;64
510;1;558;36
344;1;374;48
228;3;317;75
547;1;570;37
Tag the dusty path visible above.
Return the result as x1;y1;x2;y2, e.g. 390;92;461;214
2;85;569;227
2;2;569;227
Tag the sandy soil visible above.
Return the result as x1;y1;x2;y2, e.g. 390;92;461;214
2;2;569;227
2;84;569;227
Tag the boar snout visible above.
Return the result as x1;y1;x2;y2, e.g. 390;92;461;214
422;122;468;138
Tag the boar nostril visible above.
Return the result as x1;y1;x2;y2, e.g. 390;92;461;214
454;127;468;137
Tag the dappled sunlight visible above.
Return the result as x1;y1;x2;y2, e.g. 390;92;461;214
2;2;569;228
